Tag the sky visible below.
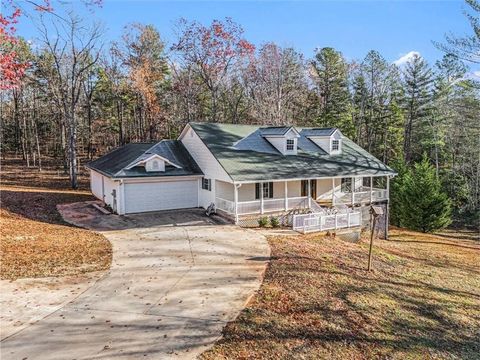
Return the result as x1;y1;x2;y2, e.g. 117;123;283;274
17;0;477;71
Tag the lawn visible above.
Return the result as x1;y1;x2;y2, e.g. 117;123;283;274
0;158;111;280
202;228;480;360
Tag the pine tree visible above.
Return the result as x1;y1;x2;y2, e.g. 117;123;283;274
310;47;354;136
402;54;433;163
389;158;409;227
400;155;452;232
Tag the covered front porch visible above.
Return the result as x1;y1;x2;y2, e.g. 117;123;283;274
214;175;390;220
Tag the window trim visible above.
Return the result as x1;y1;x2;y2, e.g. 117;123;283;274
286;139;295;152
202;178;211;191
255;182;274;199
331;139;340;152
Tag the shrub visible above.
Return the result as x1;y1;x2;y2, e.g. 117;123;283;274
258;216;269;227
270;216;280;228
399;155;452;233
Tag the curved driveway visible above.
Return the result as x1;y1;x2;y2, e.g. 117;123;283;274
1;206;269;360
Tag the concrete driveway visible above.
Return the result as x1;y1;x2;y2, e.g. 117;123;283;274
1;205;269;360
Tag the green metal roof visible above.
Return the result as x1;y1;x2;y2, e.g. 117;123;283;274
189;122;396;182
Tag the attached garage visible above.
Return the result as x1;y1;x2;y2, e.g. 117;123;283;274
124;179;198;214
86;140;203;215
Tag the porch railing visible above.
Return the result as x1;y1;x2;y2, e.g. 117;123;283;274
215;196;309;215
293;210;362;233
334;187;388;205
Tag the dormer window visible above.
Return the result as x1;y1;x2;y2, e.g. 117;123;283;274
303;128;342;155
286;139;295;151
151;160;159;170
259;126;300;155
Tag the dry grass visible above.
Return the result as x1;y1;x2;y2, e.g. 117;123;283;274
202;228;480;360
0;183;112;280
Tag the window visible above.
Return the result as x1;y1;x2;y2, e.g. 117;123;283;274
255;182;273;199
341;178;352;193
202;178;211;191
151;160;159;170
363;177;371;188
332;139;340;152
286;139;295;151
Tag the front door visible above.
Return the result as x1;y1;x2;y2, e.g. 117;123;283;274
301;180;317;199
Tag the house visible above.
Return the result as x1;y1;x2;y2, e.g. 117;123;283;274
87;122;396;231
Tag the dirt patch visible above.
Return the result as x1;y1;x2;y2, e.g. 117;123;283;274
0;186;112;280
201;229;480;359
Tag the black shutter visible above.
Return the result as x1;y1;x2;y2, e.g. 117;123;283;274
255;183;260;199
208;179;212;191
269;182;274;198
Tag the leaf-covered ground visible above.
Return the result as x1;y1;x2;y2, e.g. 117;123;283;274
201;228;480;360
1;157;90;190
0;186;112;280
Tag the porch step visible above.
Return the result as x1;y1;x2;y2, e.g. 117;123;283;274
316;199;333;207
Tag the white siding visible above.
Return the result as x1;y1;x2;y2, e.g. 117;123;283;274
238;181;295;201
238;183;256;201
90;170;103;200
104;176;120;213
198;184;215;209
316;178;332;200
216;180;234;201
124;179;198;214
287;180;301;197
307;130;343;154
90;170;120;213
180;126;231;183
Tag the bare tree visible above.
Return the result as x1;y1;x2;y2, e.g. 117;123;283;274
37;12;102;189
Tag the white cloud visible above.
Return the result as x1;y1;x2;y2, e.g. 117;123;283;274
464;70;480;81
393;51;421;66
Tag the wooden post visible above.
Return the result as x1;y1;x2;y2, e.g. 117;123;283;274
284;180;288;211
370;176;373;203
368;215;377;271
386;175;390;239
367;206;383;271
260;182;264;214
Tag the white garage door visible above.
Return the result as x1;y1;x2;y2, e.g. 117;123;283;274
124;180;198;214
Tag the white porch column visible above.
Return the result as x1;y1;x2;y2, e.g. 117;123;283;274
370;176;373;203
307;180;312;208
234;184;239;224
386;175;390;198
284;181;288;211
331;178;335;206
260;182;264;214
